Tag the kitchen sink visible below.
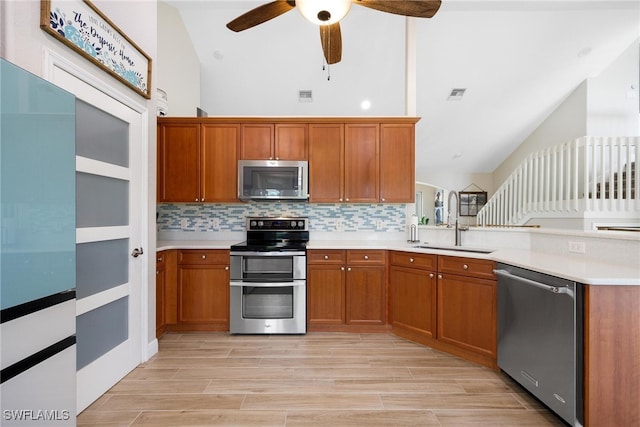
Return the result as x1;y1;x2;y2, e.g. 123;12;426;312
415;245;494;254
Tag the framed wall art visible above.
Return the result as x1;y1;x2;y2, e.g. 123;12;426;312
459;191;487;216
40;0;152;98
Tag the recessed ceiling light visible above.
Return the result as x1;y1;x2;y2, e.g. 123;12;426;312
447;88;466;101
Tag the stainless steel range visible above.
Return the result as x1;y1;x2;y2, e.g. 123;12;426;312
229;217;308;334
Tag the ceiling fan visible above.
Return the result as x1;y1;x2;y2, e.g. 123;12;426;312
226;0;442;65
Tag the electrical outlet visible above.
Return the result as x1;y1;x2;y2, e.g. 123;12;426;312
211;218;220;230
568;241;585;254
336;219;343;231
376;220;383;230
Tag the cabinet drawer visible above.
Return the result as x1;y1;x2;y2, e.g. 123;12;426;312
179;250;229;265
156;251;166;267
347;250;386;265
390;251;436;270
438;256;496;280
307;250;345;265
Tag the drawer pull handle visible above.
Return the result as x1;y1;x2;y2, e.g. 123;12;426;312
364;255;369;260
409;258;414;263
324;255;329;260
463;264;469;270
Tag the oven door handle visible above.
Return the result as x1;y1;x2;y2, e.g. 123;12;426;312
230;280;306;288
230;251;306;257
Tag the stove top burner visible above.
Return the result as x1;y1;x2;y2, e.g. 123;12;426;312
231;217;309;253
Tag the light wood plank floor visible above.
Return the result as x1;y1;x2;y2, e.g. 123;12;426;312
78;332;566;426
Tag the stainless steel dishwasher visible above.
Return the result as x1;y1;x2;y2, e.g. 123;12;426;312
495;263;583;427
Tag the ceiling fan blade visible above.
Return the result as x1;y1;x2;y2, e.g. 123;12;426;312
320;23;342;65
227;1;296;32
354;0;441;18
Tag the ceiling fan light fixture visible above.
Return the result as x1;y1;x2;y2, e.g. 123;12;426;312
297;0;352;25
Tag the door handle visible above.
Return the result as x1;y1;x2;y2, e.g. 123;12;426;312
131;247;144;258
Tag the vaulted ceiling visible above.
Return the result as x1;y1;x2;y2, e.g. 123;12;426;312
164;0;639;178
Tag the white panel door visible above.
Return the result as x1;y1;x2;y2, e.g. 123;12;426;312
50;65;144;413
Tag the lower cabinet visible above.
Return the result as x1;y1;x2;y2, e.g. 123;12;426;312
389;251;437;343
307;249;388;332
175;250;230;331
155;251;166;338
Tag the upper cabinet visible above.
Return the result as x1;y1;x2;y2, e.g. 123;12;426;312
309;119;417;203
240;123;308;160
158;119;239;203
380;124;415;203
158;117;418;204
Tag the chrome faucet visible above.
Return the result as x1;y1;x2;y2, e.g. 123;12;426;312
447;190;468;246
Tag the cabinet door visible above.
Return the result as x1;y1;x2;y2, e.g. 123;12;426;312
155;255;166;338
178;265;230;326
275;124;308;160
308;124;344;203
158;123;200;202
240;124;274;159
390;266;436;339
346;266;386;325
307;264;346;325
380;124;415;203
437;273;496;358
344;124;379;203
201;124;239;202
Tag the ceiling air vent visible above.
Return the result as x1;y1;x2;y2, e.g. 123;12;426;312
447;88;466;101
298;90;313;103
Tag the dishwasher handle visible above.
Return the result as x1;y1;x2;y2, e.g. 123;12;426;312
493;269;574;298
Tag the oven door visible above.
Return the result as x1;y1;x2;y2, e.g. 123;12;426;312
230;281;306;334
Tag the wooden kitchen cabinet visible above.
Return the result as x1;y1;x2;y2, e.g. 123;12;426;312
344;124;379;203
307;249;388;331
176;250;230;331
437;256;497;368
389;251;437;344
157;121;200;202
157;120;239;202
308;124;344;203
379;124;415;203
240;123;308;160
155;251;166;338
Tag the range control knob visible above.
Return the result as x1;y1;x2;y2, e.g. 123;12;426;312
250;220;257;228
291;221;297;228
258;221;264;227
298;221;304;228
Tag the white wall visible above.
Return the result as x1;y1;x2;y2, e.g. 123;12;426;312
1;0;159;354
587;39;640;136
157;2;200;116
492;39;640;189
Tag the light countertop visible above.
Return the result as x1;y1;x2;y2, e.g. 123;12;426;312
156;239;639;286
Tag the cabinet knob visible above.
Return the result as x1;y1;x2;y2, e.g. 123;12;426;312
463;264;469;270
347;267;352;272
429;273;434;278
195;198;199;202
341;266;345;271
345;198;350;202
324;255;329;260
438;274;443;279
202;198;205;202
364;255;369;260
202;255;206;259
409;258;414;263
339;198;343;202
225;266;229;270
157;256;163;262
156;271;160;275
381;197;385;202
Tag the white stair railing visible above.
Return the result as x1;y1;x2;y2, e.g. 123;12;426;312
477;136;639;226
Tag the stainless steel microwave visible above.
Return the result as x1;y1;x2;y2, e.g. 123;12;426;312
238;160;308;201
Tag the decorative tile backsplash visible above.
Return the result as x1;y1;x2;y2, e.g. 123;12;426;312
157;203;407;232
